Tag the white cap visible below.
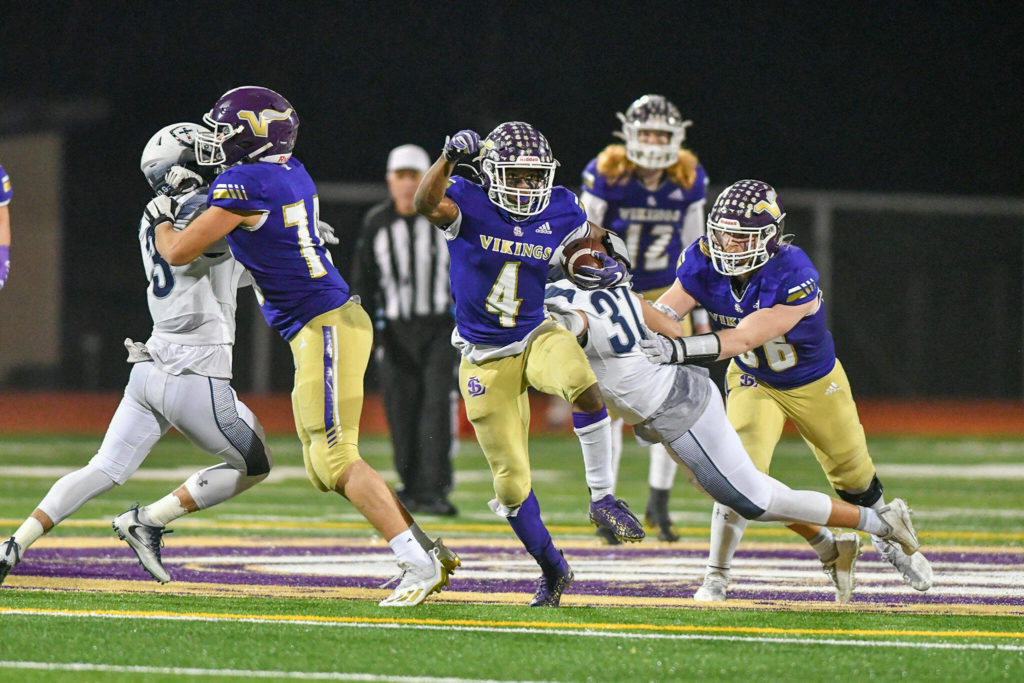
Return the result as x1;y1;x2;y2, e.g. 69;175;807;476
386;144;430;173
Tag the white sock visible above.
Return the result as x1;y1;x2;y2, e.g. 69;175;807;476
183;463;267;510
706;503;748;572
36;464;116;526
139;494;189;527
609;417;624;487
12;517;45;550
575;415;614;501
855;507;889;536
389;529;431;566
808;527;837;562
647;443;678;490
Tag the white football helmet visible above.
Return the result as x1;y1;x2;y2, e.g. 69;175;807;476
614;94;692;170
140;122;212;196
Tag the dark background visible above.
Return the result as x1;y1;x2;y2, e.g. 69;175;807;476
1;3;1021;396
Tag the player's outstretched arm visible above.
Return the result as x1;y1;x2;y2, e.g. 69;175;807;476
156;205;250;266
415;129;479;227
715;298;817;358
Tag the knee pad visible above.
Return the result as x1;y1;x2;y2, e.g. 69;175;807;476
835;474;884;507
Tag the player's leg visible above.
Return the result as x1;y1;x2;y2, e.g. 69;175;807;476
2;363;165;586
526;325;644;543
593;415;625;545
416;329;459;514
461;350;572;606
290;302;443;606
786;360;931;590
692;364;786;599
645;442;680;542
378;326;424;509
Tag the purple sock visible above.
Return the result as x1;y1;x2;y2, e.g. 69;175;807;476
572;406;608;429
507;490;566;574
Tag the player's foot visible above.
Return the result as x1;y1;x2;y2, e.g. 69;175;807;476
379;547;446;606
111;505;172;584
433;537;461;576
872;536;933;591
589;495;645;543
644;492;680;542
0;536;22;586
823;532;861;603
594;526;621;545
877;498;920;555
693;570;728;602
419;499;459;516
530;552;574;607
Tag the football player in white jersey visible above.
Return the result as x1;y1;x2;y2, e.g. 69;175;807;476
543;275;924;603
0;123;273;586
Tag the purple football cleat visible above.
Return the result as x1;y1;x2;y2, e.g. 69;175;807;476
530;552;574;607
589;494;645;543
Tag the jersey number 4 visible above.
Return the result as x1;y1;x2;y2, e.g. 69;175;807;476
486;262;523;327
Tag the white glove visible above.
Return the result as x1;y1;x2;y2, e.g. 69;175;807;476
143;195;180;230
317;219;339;245
123;338;152;363
639;333;684;364
164;165;205;194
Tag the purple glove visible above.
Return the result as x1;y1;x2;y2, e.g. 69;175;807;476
573;251;629;290
443;129;481;162
0;244;9;291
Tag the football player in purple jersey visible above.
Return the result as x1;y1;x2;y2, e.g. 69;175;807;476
415;121;645;606
152;86;457;607
580;95;711;544
640;179;933;602
0;163;13;291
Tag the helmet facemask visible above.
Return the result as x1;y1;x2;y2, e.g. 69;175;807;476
614;94;691;170
194;113;245;167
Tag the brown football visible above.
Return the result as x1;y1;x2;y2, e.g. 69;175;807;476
561;236;605;283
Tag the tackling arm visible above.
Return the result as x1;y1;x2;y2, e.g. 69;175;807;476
156;205;252;266
715;297;818;358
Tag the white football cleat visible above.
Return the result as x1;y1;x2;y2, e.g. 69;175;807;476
878;498;920;555
823;532;861;603
112;505;172;584
0;536;23;586
693;571;728;602
379;548;446;607
872;536;933;591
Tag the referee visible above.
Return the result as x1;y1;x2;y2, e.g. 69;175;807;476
351;144;458;516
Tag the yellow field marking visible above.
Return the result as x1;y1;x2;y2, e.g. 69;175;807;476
2;605;1022;641
3;518;1024;543
4;575;1024;617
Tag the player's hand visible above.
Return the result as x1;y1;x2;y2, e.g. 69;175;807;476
639;333;685;364
572;252;629;290
164;165;205;194
316;219;340;245
0;245;9;291
143;195;180;230
443;129;481;162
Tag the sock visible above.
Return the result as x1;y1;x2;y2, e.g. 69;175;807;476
855;507;889;536
647;487;671;517
408;522;434;552
808;527;837;562
388;529;431;567
12;517;45;550
573;408;613;501
507;490;566;574
609;417;624;487
36;464;116;526
183;463;267;510
647;443;678;490
139;494;189;527
705;503;748;573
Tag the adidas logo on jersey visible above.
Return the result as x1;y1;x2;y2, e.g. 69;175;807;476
668;188;684;201
535;222;552;234
824;382;842;395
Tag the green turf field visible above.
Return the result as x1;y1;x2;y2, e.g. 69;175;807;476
1;432;1022;681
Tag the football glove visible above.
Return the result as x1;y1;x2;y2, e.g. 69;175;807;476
143;195;180;230
317;219;340;246
443;129;481;162
639;332;721;366
164;165;205;195
0;244;9;291
572;251;629;290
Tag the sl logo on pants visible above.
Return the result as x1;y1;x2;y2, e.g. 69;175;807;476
467;376;486;396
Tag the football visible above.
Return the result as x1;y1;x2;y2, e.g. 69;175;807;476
561;236;605;284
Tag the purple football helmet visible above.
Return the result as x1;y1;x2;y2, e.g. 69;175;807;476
479;121;559;218
614;94;692;169
706;179;787;276
195;86;299;167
